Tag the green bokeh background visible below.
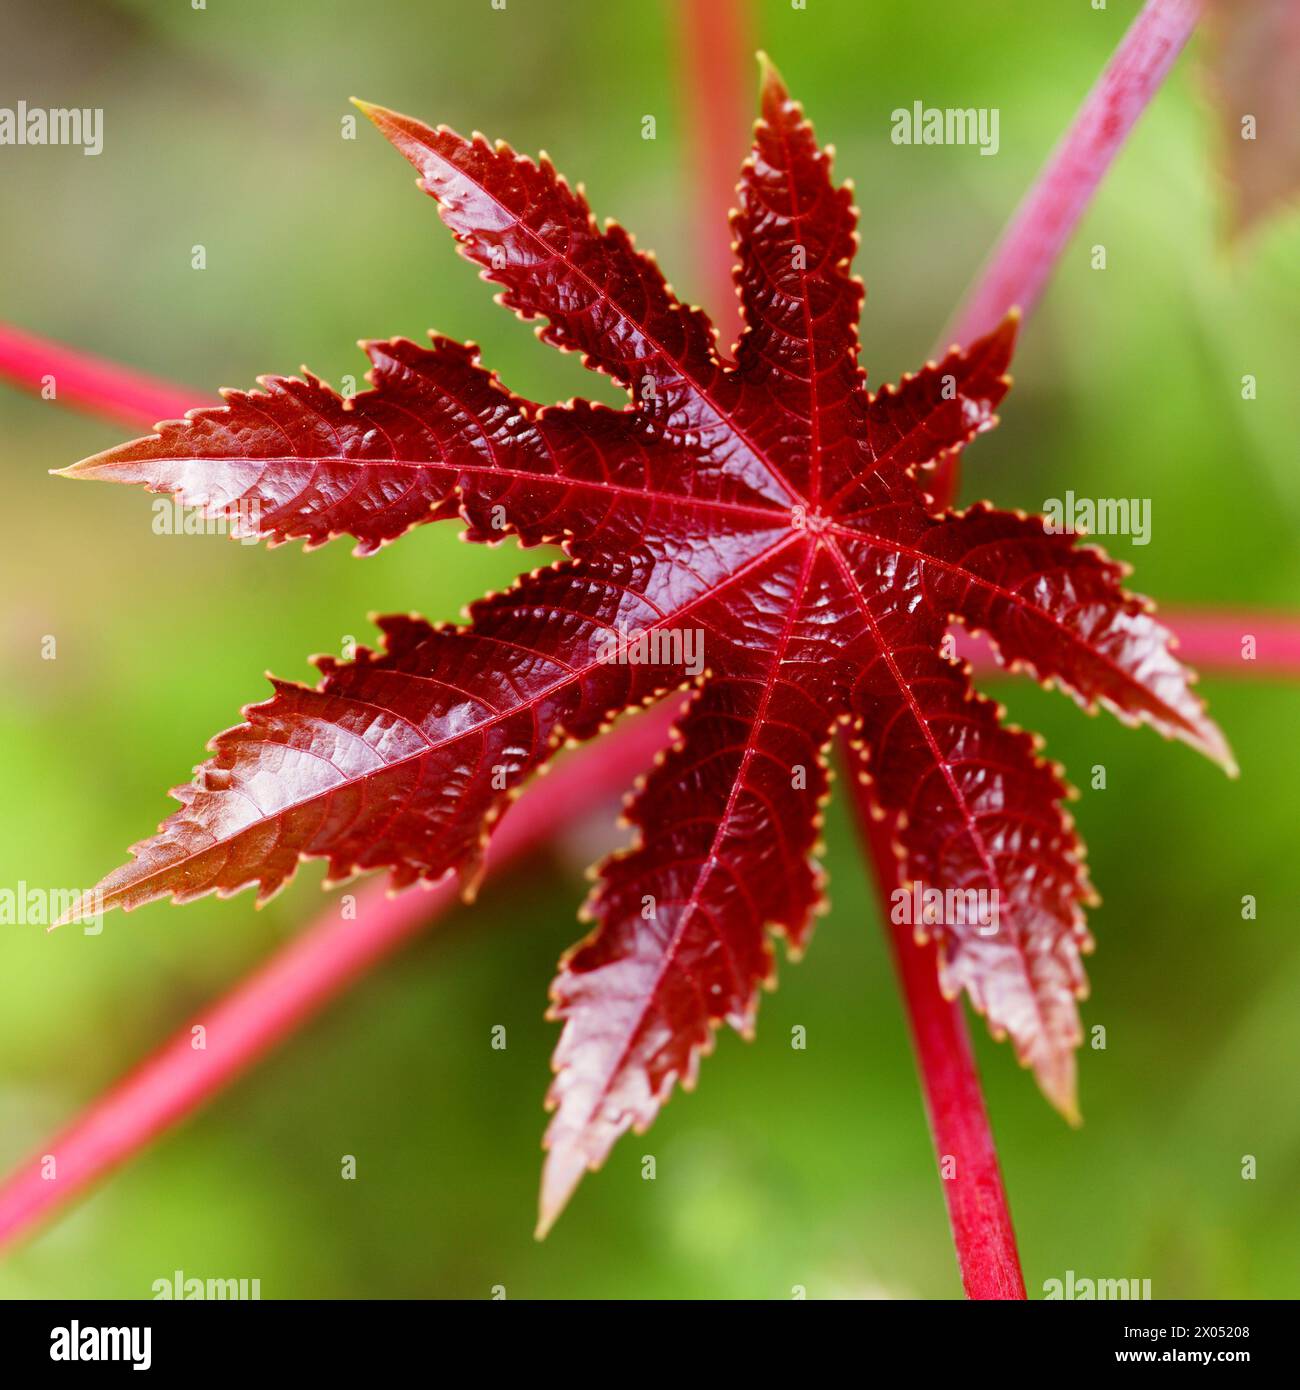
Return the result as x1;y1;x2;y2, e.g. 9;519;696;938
1;0;1296;1299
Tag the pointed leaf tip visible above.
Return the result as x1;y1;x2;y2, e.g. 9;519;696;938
50;887;100;930
992;308;1021;346
1209;730;1239;780
757;52;789;114
536;1144;589;1240
952;310;1019;376
350;98;410;147
1034;1049;1082;1127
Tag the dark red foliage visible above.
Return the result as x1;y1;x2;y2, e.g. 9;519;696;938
59;62;1232;1232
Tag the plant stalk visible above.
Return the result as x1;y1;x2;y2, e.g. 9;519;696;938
944;0;1202;348
0;322;198;427
934;0;1202;503
955;610;1300;679
673;0;752;355
850;793;1028;1299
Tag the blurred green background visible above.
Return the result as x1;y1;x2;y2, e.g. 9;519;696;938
1;0;1296;1299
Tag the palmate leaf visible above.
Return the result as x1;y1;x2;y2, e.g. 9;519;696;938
58;59;1233;1233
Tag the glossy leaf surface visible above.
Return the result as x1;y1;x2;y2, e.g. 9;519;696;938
61;63;1233;1232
